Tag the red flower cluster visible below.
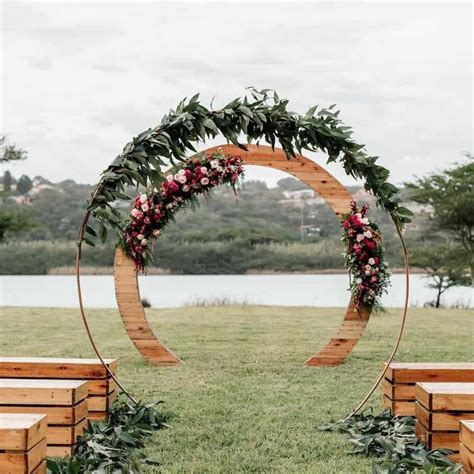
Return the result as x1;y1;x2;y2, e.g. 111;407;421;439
342;201;390;309
122;151;244;271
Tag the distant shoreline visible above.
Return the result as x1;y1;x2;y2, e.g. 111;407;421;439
30;266;426;276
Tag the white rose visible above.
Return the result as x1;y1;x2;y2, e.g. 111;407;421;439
210;160;219;169
178;169;186;176
141;203;149;212
178;175;187;184
201;167;208;175
356;234;364;242
356;278;362;284
364;230;373;239
365;270;371;275
368;258;375;265
217;166;224;172
137;234;144;240
152;229;160;237
167;175;174;182
140;194;148;204
365;265;371;270
362;218;369;225
141;239;147;246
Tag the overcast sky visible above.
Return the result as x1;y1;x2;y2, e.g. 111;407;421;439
1;1;472;187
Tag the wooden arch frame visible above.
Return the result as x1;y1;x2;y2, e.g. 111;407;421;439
114;145;372;366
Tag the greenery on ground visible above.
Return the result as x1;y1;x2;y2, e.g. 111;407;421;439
322;410;457;473
1;306;471;472
47;397;170;473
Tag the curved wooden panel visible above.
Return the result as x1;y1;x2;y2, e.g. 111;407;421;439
113;144;372;366
114;247;183;365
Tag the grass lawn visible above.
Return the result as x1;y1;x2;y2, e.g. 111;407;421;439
1;306;473;473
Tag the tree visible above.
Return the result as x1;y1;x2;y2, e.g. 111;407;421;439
411;245;471;308
17;175;32;195
3;171;12;192
0;136;27;162
407;155;474;286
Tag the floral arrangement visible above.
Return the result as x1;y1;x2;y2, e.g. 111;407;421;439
122;150;244;271
342;202;390;309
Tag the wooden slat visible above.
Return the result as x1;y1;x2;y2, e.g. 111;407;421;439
87;378;117;396
0;438;46;473
381;379;415;400
460;443;474;473
0;379;88;406
0;358;118;379
0;399;88;425
382;395;415;416
385;363;474;383
88;411;107;421
47;444;75;458
416;401;474;431
32;459;47;474
416;383;474;411
416;420;460;451
88;391;116;412
0;414;47;451
461;420;474;449
47;418;87;445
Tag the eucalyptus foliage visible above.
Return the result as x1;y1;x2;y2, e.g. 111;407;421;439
322;410;458;473
83;88;412;247
47;397;170;473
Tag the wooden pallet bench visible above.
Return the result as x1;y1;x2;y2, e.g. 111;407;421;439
0;413;47;473
415;382;474;457
460;420;474;474
0;379;89;457
0;357;118;421
381;362;474;416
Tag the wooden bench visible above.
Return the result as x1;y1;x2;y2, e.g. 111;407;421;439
0;413;47;473
0;379;89;457
415;382;474;457
460;420;474;474
382;362;474;416
0;357;118;421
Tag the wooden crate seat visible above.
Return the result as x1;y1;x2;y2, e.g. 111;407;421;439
0;413;47;473
0;379;88;458
415;382;474;456
460;420;474;473
381;362;474;416
0;357;118;421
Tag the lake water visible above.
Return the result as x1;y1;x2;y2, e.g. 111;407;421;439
0;274;472;308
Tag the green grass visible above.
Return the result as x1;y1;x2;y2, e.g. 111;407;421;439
1;306;473;473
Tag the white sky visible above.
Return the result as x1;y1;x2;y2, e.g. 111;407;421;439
1;1;472;187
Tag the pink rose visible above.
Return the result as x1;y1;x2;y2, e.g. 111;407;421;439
200;177;209;185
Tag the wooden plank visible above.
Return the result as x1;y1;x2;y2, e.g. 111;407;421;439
415;401;474;431
47;444;75;458
417;383;474;411
460;420;474;450
460;443;474;473
385;363;474;383
0;414;47;451
88;411;107;421
32;459;47;474
382;395;415;416
0;358;118;379
0;438;46;473
381;379;415;400
88;378;117;395
416;420;460;451
0;399;88;425
47;418;87;445
0;379;88;406
88;391;116;412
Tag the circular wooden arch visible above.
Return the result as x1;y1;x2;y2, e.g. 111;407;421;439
114;145;372;366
